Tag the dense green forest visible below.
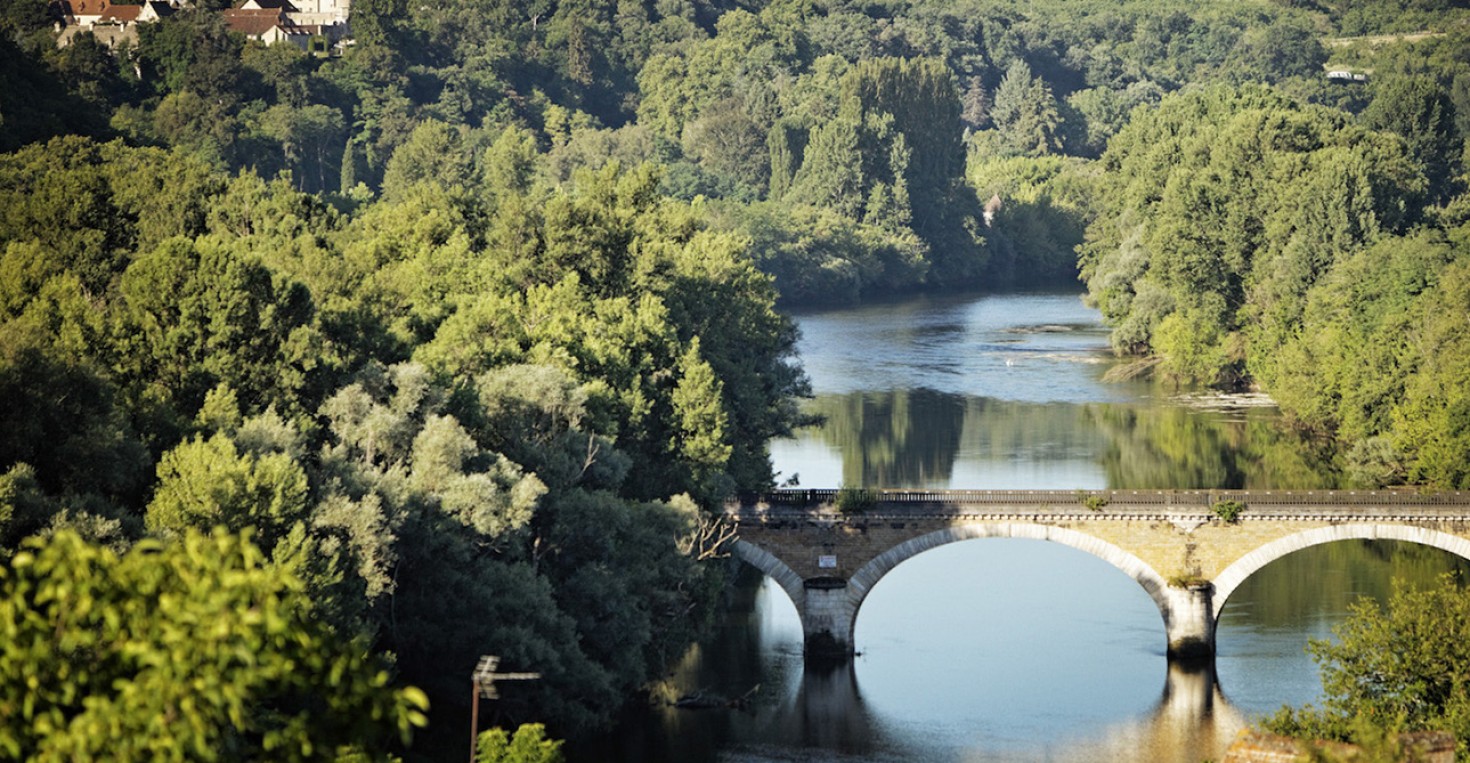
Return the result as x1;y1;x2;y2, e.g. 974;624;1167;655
5;0;1470;757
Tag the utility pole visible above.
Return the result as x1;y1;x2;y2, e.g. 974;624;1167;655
469;655;541;763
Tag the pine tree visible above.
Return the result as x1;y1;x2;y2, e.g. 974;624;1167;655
991;60;1064;157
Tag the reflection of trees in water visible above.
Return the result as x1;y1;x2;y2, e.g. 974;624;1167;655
574;568;806;763
808;390;1341;490
811;390;1101;488
1222;540;1470;627
811;389;968;487
956;396;1105;463
626;572;888;762
1083;404;1338;489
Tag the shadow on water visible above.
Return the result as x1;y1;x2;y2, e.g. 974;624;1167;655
726;661;892;762
566;568;890;763
563;568;803;763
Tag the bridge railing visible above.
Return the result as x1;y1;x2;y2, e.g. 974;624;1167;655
730;488;1470;511
744;489;1205;505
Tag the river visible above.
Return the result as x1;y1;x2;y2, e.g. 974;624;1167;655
571;289;1470;763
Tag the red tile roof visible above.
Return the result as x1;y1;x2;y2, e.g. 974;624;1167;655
99;4;141;22
61;0;111;16
221;7;286;35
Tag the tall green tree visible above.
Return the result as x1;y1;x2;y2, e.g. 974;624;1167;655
145;431;309;545
784;57;986;285
767;117;808;200
254;104;347;194
379;120;476;200
635;9;801;143
1363;74;1461;202
990;60;1065;157
114;236;328;437
786;115;865;217
848;57;986;282
0;297;147;507
681;97;769;198
1392;257;1470;488
1225;18;1328;84
137;11;245;102
0;528;427;761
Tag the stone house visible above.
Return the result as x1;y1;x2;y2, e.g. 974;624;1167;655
54;0;348;51
236;0;349;28
221;5;346;50
54;0;176;48
55;0;175;28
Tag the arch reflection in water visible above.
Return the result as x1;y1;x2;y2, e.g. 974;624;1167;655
723;659;1244;763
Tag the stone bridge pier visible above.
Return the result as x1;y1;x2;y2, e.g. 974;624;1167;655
726;489;1470;663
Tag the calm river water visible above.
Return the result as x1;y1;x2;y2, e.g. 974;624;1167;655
572;290;1470;763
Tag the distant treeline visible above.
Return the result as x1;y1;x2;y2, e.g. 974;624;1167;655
13;0;1468;302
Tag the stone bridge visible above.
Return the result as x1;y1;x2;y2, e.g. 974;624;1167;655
724;489;1470;661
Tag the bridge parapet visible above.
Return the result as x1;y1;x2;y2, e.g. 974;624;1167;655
729;506;1470;523
726;489;1470;527
729;488;1470;513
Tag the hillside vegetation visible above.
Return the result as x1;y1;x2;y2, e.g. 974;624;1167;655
4;0;1470;757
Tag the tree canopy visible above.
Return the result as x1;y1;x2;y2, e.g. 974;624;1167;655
1264;577;1470;760
0;528;427;761
7;0;1470;753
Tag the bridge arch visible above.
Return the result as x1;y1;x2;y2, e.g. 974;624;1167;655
733;539;809;618
1211;523;1470;619
844;523;1177;652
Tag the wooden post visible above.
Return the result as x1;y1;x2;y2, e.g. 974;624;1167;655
469;677;481;763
